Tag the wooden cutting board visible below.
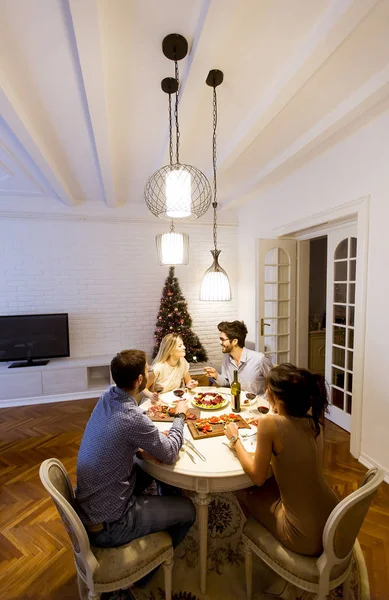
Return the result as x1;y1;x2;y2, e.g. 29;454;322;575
147;407;200;423
187;414;251;440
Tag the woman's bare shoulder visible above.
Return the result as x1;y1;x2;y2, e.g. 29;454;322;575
257;413;279;433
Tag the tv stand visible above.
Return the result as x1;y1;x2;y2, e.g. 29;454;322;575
0;355;113;407
8;359;50;369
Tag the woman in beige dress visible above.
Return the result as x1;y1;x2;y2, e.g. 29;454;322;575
142;334;198;402
225;363;338;556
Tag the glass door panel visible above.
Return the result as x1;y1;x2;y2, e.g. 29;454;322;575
258;239;296;366
325;225;357;432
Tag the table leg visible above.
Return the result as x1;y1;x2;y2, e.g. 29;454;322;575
194;491;211;594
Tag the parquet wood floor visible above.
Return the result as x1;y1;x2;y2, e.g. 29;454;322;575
0;399;388;600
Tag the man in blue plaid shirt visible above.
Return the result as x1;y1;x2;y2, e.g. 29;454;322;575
75;349;195;549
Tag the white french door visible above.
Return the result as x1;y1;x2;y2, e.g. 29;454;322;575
257;239;296;365
325;223;358;432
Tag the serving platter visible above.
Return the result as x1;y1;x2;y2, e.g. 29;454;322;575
146;404;200;422
187;413;250;440
191;391;230;411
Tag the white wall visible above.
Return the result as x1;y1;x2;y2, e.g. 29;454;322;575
237;110;389;474
0;217;238;368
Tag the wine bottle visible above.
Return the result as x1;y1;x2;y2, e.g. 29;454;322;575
231;370;241;413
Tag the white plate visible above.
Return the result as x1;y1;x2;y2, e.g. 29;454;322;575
191;392;230;411
241;394;258;407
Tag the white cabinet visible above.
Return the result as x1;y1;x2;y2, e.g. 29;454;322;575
0;371;42;400
0;355;113;407
42;367;87;395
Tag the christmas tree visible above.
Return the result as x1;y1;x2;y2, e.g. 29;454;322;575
152;266;208;363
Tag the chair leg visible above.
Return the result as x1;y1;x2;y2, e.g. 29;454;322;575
163;556;174;600
316;570;330;600
76;574;88;600
243;541;253;600
342;570;352;600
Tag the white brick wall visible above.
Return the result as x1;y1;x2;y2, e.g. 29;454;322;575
0;216;238;368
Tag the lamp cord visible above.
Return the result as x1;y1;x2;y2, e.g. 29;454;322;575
212;85;218;252
168;92;173;167
174;59;180;165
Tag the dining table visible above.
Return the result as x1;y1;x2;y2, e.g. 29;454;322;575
138;386;269;593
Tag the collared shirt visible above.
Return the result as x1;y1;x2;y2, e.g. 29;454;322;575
75;385;184;524
216;347;273;395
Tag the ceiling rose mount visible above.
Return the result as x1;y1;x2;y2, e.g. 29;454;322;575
162;33;188;61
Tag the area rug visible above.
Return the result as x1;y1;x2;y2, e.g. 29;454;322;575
102;492;370;600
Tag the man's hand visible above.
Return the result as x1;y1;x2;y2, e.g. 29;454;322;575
225;422;239;440
161;430;170;437
175;400;189;415
204;366;218;379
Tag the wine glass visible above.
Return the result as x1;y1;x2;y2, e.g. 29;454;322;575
153;384;164;404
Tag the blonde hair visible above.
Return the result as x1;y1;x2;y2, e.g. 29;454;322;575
153;333;183;365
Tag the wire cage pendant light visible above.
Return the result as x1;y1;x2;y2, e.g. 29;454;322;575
145;34;211;221
200;69;231;301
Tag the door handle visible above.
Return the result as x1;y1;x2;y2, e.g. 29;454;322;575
261;318;271;336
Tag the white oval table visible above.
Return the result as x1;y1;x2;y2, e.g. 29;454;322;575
139;387;266;593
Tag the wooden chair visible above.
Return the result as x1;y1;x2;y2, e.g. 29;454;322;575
39;458;174;600
242;467;383;600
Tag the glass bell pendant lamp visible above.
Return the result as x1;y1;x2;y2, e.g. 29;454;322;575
200;69;231;301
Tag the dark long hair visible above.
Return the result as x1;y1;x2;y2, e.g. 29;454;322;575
266;363;328;438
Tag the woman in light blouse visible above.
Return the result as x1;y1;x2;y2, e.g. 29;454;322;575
142;334;198;402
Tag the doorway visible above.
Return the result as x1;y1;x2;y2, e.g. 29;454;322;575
308;236;327;377
265;196;369;457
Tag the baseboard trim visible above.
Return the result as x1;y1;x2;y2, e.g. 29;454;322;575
359;452;389;484
0;389;104;408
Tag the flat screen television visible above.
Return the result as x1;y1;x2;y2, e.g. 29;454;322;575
0;313;70;368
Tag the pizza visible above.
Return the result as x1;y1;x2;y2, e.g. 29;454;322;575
192;392;227;409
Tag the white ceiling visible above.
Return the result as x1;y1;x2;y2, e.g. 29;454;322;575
1;0;389;218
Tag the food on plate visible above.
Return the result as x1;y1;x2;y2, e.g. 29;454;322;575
186;411;197;420
193;392;227;409
193;413;242;434
219;413;240;422
245;417;259;426
195;420;213;433
146;404;169;419
146;404;197;421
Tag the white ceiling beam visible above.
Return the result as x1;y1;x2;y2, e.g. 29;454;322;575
218;0;380;175
223;64;389;208
67;0;116;207
0;73;78;206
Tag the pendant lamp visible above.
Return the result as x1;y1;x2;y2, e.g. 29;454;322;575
145;34;211;221
200;70;232;301
154;76;189;265
156;221;189;266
